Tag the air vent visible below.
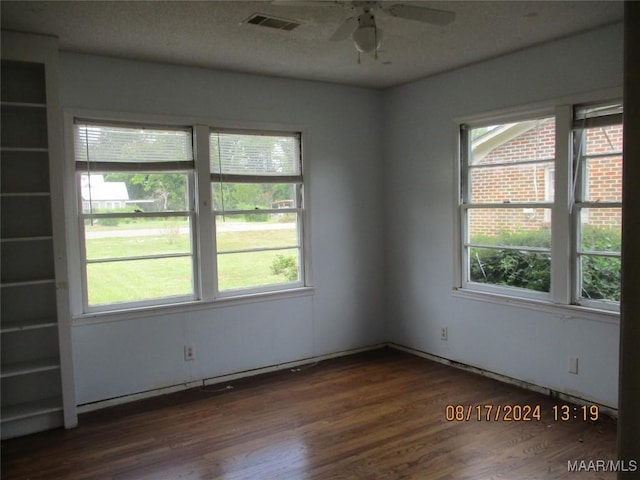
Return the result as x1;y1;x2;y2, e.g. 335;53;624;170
244;13;300;31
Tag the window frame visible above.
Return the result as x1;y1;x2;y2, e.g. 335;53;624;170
64;110;313;320
458;109;556;303
209;128;306;297
73;120;198;313
453;95;622;318
571;106;623;310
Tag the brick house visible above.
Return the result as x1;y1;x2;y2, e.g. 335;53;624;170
470;119;622;237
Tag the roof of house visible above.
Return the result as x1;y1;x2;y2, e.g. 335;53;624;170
80;174;129;202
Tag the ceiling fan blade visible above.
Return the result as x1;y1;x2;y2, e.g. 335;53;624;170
383;4;455;26
330;16;358;41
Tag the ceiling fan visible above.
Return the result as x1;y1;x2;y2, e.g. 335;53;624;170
274;1;456;59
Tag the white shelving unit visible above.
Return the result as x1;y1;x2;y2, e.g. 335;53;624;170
1;31;77;439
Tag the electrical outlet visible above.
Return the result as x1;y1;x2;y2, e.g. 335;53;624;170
440;327;448;341
184;345;195;361
568;356;578;374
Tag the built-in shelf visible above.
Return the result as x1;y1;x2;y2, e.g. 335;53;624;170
1;32;77;439
1;236;54;243
1;192;51;198
1;318;58;333
1;397;63;423
1;358;61;379
0;101;47;109
0;147;49;153
1;279;56;288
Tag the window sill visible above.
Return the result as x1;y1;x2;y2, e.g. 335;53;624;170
451;287;619;324
72;287;315;326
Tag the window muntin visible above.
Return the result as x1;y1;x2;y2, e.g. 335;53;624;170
462;117;555;295
210;131;304;294
572;107;623;307
74;122;196;310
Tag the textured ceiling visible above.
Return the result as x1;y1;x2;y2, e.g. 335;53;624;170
0;1;624;88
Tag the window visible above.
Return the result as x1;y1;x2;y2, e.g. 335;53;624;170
71;119;307;314
75;122;196;310
461;117;555;298
572;104;623;307
459;101;623;311
210;131;304;294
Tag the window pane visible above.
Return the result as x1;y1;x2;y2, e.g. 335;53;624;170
579;209;621;253
87;257;193;306
470;117;555;166
85;217;191;260
75;123;192;163
469;161;553;203
210;133;300;176
580;255;620;302
81;172;190;213
584;156;622;202
217;248;300;291
468;208;551;246
216;214;298;252
584;125;623;156
469;247;550;292
212;183;297;211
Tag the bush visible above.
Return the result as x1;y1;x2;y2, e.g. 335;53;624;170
91;208;131;227
581;255;620;301
471;228;551;249
470;227;620;300
580;225;621;301
470;248;550;292
237;203;269;222
270;255;298;281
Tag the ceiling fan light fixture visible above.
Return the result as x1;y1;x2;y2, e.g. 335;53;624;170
352;25;382;54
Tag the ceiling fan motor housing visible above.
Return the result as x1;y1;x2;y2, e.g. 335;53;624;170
353;9;382;53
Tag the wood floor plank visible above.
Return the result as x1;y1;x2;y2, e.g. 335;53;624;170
1;348;617;479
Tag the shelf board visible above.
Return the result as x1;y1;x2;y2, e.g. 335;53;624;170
1;101;47;109
0;192;50;198
0;147;48;153
1;318;57;333
1;279;55;288
1;236;53;243
1;358;60;378
1;397;63;423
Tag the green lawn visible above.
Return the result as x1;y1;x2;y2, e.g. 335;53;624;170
85;225;299;306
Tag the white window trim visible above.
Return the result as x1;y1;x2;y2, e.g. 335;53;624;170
63;109;314;321
452;89;622;320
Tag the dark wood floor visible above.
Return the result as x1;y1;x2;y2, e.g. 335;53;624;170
2;348;617;479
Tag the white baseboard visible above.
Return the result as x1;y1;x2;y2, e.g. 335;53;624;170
78;342;617;420
389;343;618;419
77;343;386;414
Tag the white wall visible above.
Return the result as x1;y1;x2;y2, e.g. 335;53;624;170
382;23;623;408
59;54;386;404
61;22;625;409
